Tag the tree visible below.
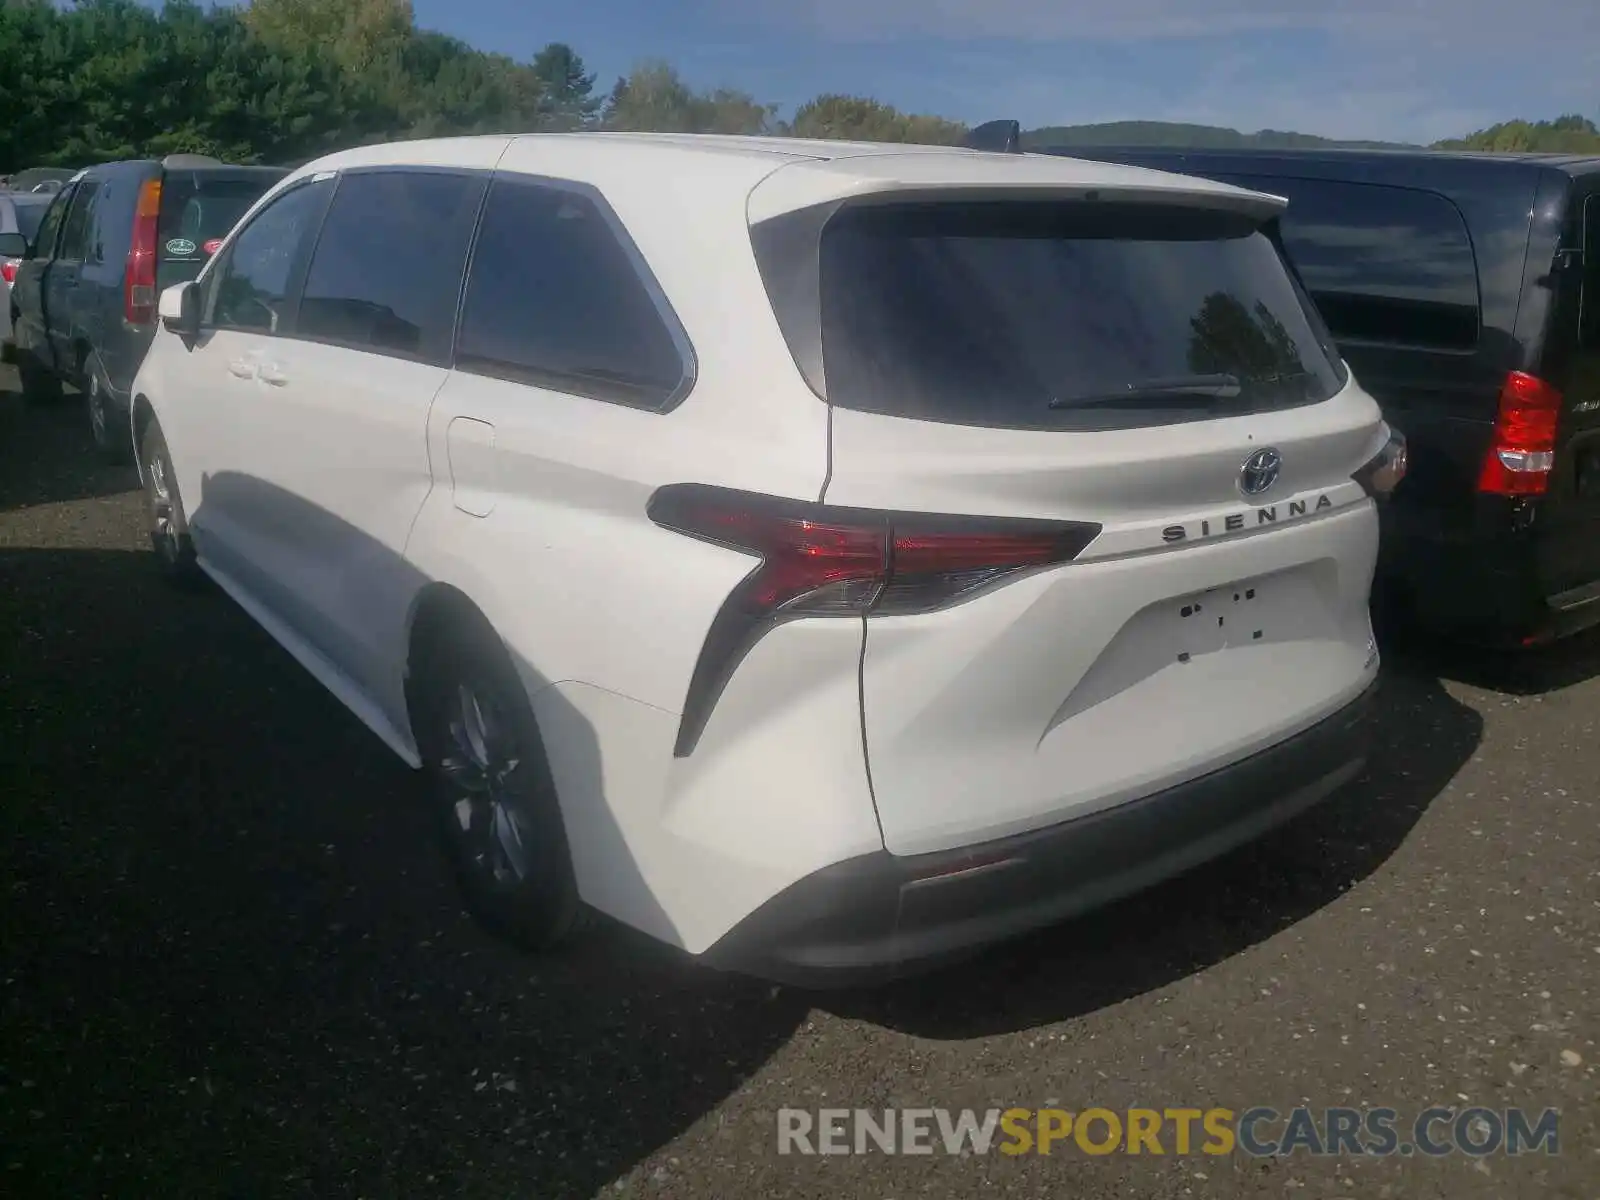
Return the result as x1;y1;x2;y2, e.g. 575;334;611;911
789;94;966;145
601;60;774;134
1436;113;1600;153
532;41;598;130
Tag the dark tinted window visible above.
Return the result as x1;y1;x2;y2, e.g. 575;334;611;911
210;178;333;333
1219;175;1481;351
817;200;1347;430
1581;195;1600;352
456;180;689;409
29;186;74;259
295;170;484;365
159;174;284;265
58;180;99;261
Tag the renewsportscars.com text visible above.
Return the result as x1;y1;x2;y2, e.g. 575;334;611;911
776;1106;1561;1158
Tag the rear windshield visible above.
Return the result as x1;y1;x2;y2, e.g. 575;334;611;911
817;200;1349;430
10;199;49;242
158;175;282;263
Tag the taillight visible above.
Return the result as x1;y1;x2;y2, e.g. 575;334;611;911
648;483;1101;756
1;260;16;285
1477;371;1562;497
124;178;162;325
1353;427;1408;500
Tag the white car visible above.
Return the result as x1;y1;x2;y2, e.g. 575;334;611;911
129;133;1406;985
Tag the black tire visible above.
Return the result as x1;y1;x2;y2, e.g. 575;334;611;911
411;616;586;951
17;354;62;407
138;419;202;588
86;361;132;464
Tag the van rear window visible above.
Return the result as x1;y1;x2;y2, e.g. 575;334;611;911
159;176;281;262
1217;175;1481;352
817;200;1348;430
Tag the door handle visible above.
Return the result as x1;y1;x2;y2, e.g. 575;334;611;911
227;359;257;380
257;363;288;387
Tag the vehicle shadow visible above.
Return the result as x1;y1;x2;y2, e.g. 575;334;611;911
812;660;1481;1039
0;371;138;511
1385;623;1600;697
0;536;807;1199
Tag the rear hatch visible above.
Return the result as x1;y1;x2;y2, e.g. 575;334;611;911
155;167;287;288
752;166;1391;856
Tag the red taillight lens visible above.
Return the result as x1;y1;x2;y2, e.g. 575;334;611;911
202;238;224;255
648;483;1101;756
124;178;162;325
1477;371;1562;497
1;260;16;285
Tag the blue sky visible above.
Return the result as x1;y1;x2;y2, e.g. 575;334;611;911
410;0;1599;143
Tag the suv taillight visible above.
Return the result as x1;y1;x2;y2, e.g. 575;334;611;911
1353;427;1408;500
648;483;1101;756
1477;371;1562;497
123;178;162;325
1;260;16;285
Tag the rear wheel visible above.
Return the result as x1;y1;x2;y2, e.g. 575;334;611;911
86;364;131;464
411;616;586;951
139;419;201;588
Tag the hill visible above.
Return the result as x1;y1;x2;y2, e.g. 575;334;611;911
1020;121;1417;151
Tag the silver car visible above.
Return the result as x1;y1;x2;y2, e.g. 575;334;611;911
2;192;53;349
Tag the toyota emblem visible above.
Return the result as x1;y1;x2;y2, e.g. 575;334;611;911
1239;448;1282;496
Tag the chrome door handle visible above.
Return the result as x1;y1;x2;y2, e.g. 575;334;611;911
227;359;257;380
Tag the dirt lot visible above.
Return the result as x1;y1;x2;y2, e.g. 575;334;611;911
1;367;1596;1198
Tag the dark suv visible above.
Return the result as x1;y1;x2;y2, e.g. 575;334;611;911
1022;144;1600;648
1;155;286;460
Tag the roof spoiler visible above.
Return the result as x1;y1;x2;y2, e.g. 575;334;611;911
963;119;1022;154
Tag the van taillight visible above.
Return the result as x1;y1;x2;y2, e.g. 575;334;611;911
1;260;16;285
648;483;1101;756
123;178;162;325
1477;371;1562;497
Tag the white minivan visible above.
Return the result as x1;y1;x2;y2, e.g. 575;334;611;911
130;132;1405;985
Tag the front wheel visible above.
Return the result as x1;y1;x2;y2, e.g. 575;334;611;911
139;419;202;588
412;618;586;951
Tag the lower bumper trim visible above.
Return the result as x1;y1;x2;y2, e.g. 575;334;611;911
703;681;1377;988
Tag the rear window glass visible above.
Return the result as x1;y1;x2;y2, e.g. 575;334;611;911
817;200;1348;430
11;200;49;241
159;175;282;263
1218;175;1481;351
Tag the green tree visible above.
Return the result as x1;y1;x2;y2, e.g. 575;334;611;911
601;60;774;134
788;94;966;145
1436;113;1600;152
532;41;598;130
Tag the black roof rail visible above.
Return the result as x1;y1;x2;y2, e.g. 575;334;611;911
963;119;1022;154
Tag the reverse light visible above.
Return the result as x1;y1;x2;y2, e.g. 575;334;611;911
648;483;1101;756
1477;371;1562;497
124;178;162;325
1353;427;1408;500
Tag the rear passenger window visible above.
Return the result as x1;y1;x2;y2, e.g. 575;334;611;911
1222;176;1481;351
30;186;74;259
1581;196;1600;351
295;170;485;366
455;180;690;409
58;181;99;262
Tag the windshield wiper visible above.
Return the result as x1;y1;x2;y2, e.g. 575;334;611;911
1048;374;1242;410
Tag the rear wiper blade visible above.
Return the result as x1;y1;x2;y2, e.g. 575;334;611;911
1048;374;1242;409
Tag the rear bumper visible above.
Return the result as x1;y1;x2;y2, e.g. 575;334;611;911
1381;521;1600;647
702;680;1376;988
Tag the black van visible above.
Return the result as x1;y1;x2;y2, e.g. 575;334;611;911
1;155;286;461
1022;144;1600;648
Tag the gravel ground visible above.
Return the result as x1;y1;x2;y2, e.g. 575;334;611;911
1;366;1596;1199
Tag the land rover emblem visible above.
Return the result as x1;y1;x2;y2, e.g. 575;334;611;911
1239;447;1282;496
165;238;197;256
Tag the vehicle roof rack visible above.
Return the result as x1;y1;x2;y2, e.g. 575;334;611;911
963;119;1022;154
